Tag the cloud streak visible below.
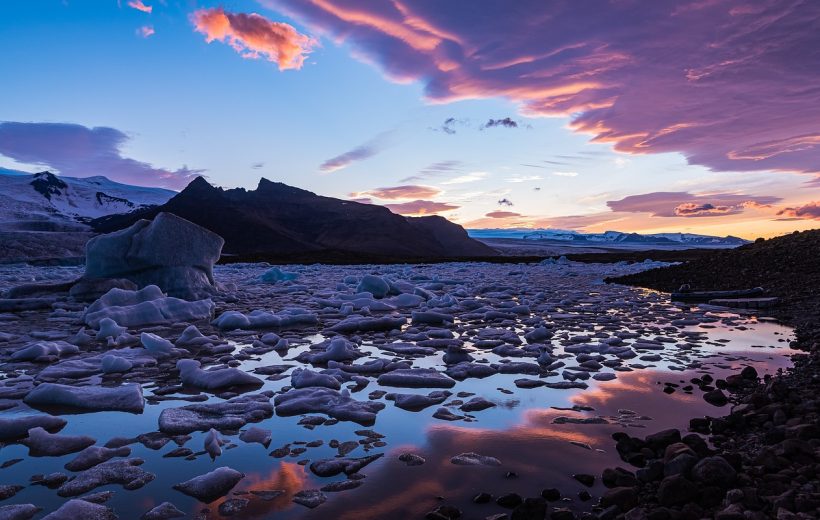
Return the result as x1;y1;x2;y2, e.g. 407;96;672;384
776;202;820;220
383;199;459;215
270;0;820;174
127;0;152;14
607;191;780;218
486;211;521;218
192;7;315;70
319;133;391;172
0;121;202;189
351;184;441;200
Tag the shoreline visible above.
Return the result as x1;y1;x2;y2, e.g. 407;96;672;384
589;234;819;520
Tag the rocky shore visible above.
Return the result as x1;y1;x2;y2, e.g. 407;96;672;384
591;230;820;520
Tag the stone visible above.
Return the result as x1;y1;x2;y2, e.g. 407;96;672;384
83;212;224;300
704;389;729;406
691;456;737;486
657;474;698;506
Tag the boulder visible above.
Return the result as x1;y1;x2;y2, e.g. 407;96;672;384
83;212;224;300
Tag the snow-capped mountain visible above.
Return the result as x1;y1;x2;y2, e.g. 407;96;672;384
0;171;175;225
468;228;747;247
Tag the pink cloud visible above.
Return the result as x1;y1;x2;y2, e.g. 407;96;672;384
137;25;154;38
0;122;202;190
382;199;459;216
270;0;820;174
485;211;521;218
351;184;441;200
776;202;820;220
192;8;315;70
127;0;152;14
608;191;779;218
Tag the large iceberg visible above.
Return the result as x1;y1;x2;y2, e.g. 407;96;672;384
83;212;224;300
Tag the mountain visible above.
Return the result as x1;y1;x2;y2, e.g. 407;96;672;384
92;177;497;263
0;171;175;227
468;228;747;248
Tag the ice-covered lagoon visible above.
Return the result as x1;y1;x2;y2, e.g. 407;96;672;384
0;260;795;519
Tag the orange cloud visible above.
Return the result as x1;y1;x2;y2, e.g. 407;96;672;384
351;185;441;200
383;199;459;215
127;0;152;14
191;8;316;71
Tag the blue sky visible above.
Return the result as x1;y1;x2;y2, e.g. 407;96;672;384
1;0;818;237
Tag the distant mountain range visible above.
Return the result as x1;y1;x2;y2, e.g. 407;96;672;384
0;170;174;228
92;177;497;263
468;228;748;248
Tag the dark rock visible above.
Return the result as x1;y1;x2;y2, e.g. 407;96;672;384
472;492;492;504
645;429;681;452
511;497;547;520
425;505;461;519
496;493;524;508
704;389;729;407
601;486;639;511
691;456;737;486
657;474;698;506
572;473;595;487
540;488;561;501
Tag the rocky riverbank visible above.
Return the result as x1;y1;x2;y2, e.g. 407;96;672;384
592;230;820;520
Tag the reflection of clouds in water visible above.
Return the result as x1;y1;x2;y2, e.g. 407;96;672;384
193;462;309;519
306;360;792;519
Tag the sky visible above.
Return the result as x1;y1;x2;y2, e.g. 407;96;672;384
0;0;818;239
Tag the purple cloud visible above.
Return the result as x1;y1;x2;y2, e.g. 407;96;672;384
319;132;390;172
269;0;820;174
607;191;780;218
486;211;521;218
776;202;820;220
0;122;202;189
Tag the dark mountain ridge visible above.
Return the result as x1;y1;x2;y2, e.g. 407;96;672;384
92;177;497;263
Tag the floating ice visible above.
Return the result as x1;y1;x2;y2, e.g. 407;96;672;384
377;368;456;388
83;212;223;300
42;499;116;520
173;466;244;503
356;275;390;298
10;341;79;362
274;388;385;425
211;308;317;330
140;332;174;355
24;383;145;413
158;393;273;434
0;415;66;441
22;427;95;457
64;445;131;472
291;368;341;390
258;267;299;283
57;458;155;497
176;359;263;390
294;337;364;364
309;453;384;477
100;355;132;374
84;286;214;329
